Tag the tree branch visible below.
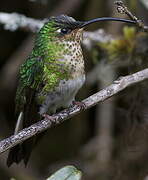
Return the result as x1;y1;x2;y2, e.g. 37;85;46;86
0;12;44;32
0;68;148;154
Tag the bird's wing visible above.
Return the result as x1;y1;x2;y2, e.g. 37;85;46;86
15;56;44;118
7;56;44;167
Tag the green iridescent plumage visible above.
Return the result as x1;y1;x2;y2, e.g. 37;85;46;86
16;19;71;111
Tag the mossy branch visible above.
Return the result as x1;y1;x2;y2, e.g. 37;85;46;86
0;68;148;153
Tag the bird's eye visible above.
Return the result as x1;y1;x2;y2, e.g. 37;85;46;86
61;28;71;34
56;28;72;35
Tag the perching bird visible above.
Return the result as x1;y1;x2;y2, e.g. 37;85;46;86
7;15;136;167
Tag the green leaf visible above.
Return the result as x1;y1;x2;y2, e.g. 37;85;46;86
46;165;82;180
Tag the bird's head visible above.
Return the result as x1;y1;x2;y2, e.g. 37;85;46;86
39;14;136;43
34;14;136;60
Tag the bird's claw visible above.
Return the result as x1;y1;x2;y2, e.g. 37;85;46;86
42;113;56;121
72;101;86;110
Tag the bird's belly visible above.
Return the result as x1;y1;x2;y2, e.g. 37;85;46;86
38;75;85;115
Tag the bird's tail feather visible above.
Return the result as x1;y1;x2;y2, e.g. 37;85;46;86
7;110;43;167
7;144;24;167
7;112;24;167
7;138;37;167
7;112;36;167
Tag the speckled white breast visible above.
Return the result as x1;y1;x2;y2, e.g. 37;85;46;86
39;32;85;115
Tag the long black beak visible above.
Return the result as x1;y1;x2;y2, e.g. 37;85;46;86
79;17;136;28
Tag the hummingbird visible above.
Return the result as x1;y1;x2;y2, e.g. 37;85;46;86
6;15;136;167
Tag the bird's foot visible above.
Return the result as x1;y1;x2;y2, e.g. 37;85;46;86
72;101;86;110
42;113;56;121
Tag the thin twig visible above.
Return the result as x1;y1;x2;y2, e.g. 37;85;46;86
0;68;148;153
114;1;148;31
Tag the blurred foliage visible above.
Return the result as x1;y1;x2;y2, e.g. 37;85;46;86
140;0;148;9
95;26;148;73
100;26;137;60
129;0;137;11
